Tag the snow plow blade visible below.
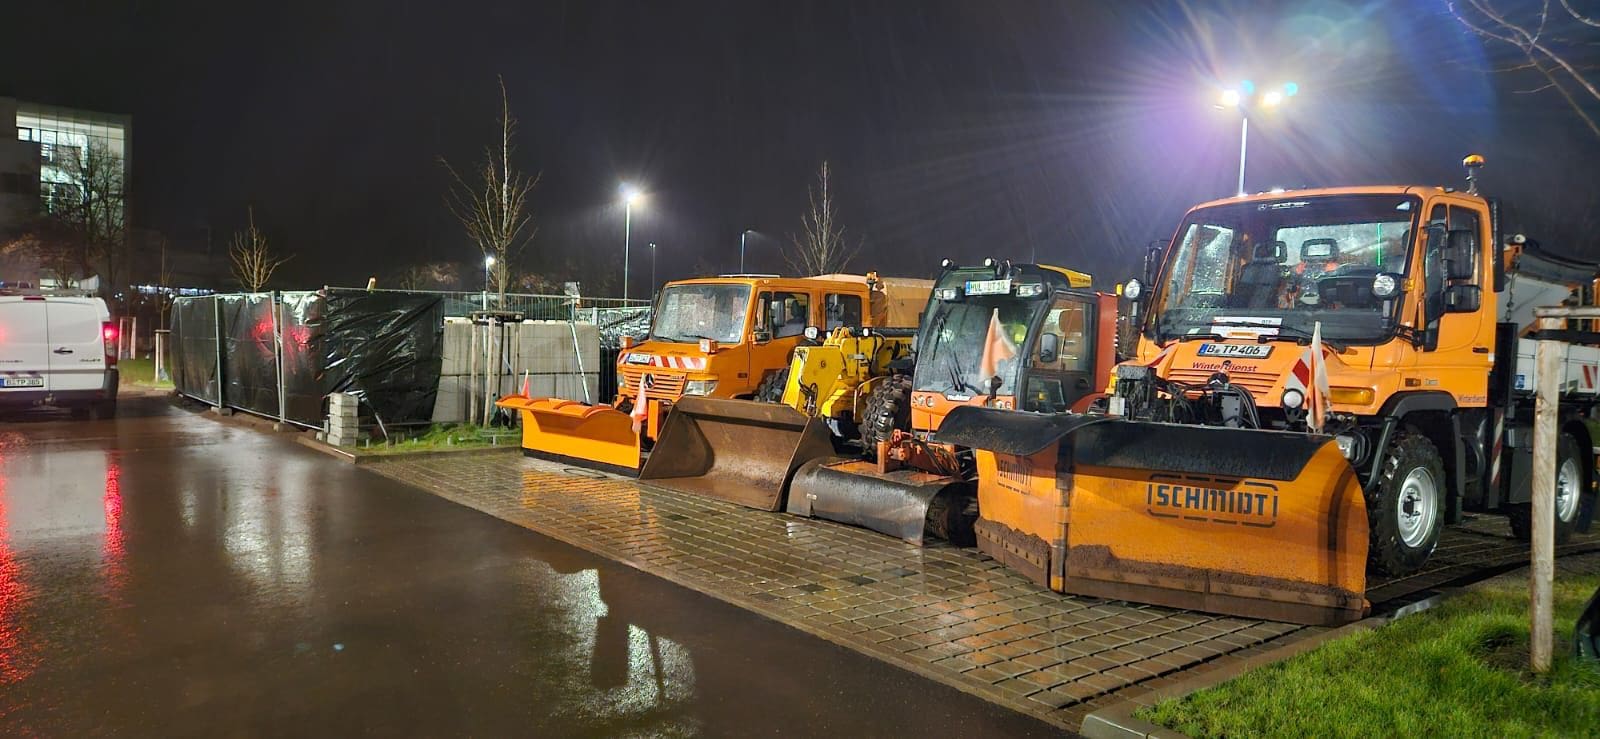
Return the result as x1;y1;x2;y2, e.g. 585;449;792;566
937;406;1370;625
497;396;641;475
638;397;836;511
786;458;974;545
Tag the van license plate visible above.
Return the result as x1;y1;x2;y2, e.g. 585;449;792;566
1;378;44;388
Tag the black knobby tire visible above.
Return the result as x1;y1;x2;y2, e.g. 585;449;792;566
859;376;911;460
925;486;977;546
1509;435;1585;545
1368;429;1446;576
754;368;789;403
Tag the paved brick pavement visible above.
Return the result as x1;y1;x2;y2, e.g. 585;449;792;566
368;453;1598;728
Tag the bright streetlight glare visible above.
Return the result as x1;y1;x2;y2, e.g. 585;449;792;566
1219;89;1242;107
620;183;643;206
484;255;496;267
1262;90;1284;107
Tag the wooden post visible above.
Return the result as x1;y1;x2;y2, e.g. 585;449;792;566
1531;315;1563;673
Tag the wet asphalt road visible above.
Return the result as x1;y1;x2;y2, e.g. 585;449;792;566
0;395;1056;737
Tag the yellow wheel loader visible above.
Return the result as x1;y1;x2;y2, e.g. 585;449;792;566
939;156;1600;625
644;260;1122;545
498;272;930;475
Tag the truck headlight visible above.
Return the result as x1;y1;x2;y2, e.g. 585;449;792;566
1281;388;1305;409
683;380;718;396
1123;278;1143;300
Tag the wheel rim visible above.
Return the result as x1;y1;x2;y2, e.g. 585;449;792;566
1396;467;1439;549
1556;458;1581;523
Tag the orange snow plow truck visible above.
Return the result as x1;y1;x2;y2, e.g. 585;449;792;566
937;156;1599;625
499;273;929;473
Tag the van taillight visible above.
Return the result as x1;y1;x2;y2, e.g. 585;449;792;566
103;322;118;367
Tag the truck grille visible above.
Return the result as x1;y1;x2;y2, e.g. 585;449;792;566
1164;367;1279;401
620;367;686;399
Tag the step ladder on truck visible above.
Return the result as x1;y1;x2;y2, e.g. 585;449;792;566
938;156;1599;625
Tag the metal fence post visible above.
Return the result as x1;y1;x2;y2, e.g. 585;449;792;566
272;292;286;424
212;296;225;409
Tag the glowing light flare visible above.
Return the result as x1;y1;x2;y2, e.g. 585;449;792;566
1262;90;1285;107
619;184;644;207
1219;89;1243;108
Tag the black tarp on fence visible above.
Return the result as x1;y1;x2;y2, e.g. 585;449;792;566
171;289;444;427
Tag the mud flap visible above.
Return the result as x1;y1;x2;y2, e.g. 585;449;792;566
945;408;1371;625
638;396;836;511
786;458;972;545
498;396;641;474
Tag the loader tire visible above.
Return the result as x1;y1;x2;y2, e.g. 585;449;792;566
755;368;789;403
860;376;911;460
1509;435;1585;545
925;487;976;546
1368;429;1445;576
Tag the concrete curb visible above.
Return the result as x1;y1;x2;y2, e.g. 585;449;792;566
1079;590;1459;739
292;434;521;465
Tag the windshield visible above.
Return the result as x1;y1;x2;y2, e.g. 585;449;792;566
649;283;751;344
1152;194;1420;344
913;297;1039;397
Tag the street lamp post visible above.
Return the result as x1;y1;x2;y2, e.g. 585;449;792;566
740;229;751;273
620;184;643;301
1216;81;1296;196
649;241;657;294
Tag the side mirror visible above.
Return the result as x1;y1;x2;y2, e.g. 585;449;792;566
1446;229;1477;280
1038;332;1060;364
803;325;820;342
1444;284;1481;313
752;328;772;343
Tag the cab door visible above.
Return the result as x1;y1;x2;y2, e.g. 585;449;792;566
748;290;811;394
1022;295;1097;413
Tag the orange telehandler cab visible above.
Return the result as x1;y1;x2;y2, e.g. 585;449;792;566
499;273;927;473
938;157;1600;624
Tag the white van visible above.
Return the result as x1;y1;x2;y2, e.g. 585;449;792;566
0;292;119;418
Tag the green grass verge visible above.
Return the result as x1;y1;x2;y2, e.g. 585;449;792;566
343;423;519;455
118;358;174;388
1138;573;1600;738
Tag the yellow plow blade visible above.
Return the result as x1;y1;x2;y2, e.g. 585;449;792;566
497;396;641;474
639;396;836;511
939;407;1370;625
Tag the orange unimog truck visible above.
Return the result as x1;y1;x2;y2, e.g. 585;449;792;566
938;156;1600;625
500;272;928;473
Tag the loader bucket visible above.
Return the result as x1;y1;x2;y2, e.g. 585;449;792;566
786;458;974;545
498;396;641;475
638;396;836;511
938;407;1370;625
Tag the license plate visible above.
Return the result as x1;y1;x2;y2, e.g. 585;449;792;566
1;377;44;388
1196;343;1272;358
964;278;1011;296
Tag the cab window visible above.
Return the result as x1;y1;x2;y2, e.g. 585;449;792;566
824;293;862;330
1033;300;1092;372
760;292;811;338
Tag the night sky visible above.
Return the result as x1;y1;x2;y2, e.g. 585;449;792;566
3;0;1598;295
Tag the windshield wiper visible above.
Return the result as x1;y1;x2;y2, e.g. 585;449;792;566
1256;326;1346;351
1174;332;1228;342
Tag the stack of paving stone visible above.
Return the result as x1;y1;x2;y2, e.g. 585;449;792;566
323;392;362;446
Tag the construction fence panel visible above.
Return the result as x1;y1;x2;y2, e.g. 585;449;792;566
169;295;220;405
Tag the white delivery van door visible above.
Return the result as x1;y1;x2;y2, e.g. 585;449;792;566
45;299;107;393
0;298;51;394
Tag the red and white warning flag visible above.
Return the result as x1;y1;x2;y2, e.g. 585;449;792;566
1308;321;1331;433
629;375;651;433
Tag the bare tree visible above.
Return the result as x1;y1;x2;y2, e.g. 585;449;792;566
785;161;861;276
1;217;80;287
229;207;290;292
40;140;129;297
1448;0;1600;139
388;261;461;290
441;77;538;302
